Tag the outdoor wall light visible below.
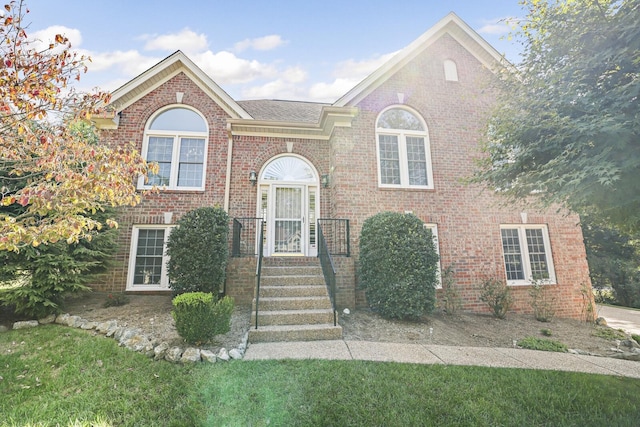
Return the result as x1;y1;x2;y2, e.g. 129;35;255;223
321;174;329;188
249;170;257;186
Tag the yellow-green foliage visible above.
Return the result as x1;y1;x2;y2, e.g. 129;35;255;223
172;292;234;345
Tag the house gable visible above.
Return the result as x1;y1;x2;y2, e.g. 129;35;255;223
334;12;508;108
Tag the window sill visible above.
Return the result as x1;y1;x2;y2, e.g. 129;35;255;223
377;185;435;192
137;186;205;193
507;280;557;287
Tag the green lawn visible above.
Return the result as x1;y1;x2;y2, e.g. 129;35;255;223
1;326;639;426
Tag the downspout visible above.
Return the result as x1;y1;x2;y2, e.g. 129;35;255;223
223;122;233;212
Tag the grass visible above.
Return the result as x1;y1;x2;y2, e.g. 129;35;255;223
2;326;640;426
517;336;568;352
593;326;627;340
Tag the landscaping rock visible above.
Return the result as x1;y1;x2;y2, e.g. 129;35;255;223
13;320;38;330
153;342;170;361
610;352;640;361
217;348;230;361
200;350;217;363
165;347;183;363
38;314;56;324
0;325;8;333
80;321;97;330
105;325;120;338
181;347;201;363
65;315;84;328
595;317;608;326
122;333;153;353
229;348;243;360
620;339;640;349
55;313;70;325
96;320;118;334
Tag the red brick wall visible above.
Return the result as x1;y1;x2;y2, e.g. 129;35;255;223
94;72;232;291
328;34;592;319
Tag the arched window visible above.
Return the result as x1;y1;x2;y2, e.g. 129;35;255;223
139;106;208;190
376;107;433;188
444;59;458;82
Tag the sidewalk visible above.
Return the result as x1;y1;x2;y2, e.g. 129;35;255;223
243;340;640;379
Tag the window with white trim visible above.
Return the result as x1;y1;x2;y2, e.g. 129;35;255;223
139;106;208;190
127;226;173;290
424;223;442;288
376;107;433;189
500;225;556;285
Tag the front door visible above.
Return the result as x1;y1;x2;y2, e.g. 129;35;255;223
272;185;304;255
258;155;319;257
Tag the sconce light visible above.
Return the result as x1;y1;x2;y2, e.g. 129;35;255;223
321;174;329;188
249;170;257;186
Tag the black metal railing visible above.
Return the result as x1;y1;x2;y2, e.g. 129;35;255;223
318;221;338;326
317;219;350;257
254;219;265;329
232;217;264;257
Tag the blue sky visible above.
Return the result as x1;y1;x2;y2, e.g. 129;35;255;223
23;0;525;102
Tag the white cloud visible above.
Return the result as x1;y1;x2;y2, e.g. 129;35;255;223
477;17;518;35
333;51;399;80
234;35;286;52
192;51;278;85
141;28;209;53
29;25;83;50
241;66;308;99
86;50;160;76
308;78;360;103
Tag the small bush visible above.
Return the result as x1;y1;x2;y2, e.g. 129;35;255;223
166;207;229;296
592;327;626;341
479;277;513;319
172;293;234;345
540;328;553;336
517;336;567;352
358;212;439;320
439;266;461;315
632;334;640;345
529;279;556;322
103;293;129;308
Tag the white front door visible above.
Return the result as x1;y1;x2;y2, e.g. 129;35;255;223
272;185;304;255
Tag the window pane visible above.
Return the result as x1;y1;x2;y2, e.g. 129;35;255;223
149;108;207;132
406;136;428;186
146;137;173;186
501;228;524;280
526;228;550;280
133;229;165;285
377;109;424;131
177;138;205;187
261;156;315;182
379;135;401;184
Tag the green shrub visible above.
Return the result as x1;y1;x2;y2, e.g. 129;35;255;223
517;336;567;352
529;279;556;322
540;328;553;336
479;277;513;319
166;207;229;296
103;293;130;308
0;208;118;318
632;334;640;345
439;266;461;315
172;293;234;345
358;212;439;320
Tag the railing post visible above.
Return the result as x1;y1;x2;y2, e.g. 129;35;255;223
345;219;350;257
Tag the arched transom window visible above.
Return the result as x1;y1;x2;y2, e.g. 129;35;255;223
139;106;208;190
260;156;316;182
376;107;433;188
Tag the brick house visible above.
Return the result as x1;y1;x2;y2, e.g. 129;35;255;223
93;13;592;329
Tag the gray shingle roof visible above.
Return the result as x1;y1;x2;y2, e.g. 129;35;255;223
237;99;329;123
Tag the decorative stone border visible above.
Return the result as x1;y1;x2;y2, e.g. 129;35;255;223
9;314;249;364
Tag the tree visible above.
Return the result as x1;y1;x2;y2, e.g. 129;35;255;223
0;1;151;251
473;0;640;232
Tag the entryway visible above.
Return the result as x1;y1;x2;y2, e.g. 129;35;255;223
257;155;319;257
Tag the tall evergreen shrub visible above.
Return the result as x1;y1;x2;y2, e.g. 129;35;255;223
358;211;439;319
0;208;118;318
166;207;229;296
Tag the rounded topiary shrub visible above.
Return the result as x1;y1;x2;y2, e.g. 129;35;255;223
172;292;234;345
358;211;439;319
166;207;229;296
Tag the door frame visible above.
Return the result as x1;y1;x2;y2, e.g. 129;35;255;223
256;154;320;257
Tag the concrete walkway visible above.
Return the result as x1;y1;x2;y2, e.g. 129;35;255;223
597;304;640;335
243;340;640;379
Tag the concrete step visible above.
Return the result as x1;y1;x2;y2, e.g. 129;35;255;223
248;323;343;343
260;274;326;286
261;285;328;298
261;266;323;276
262;257;319;267
256;296;332;311
251;309;336;326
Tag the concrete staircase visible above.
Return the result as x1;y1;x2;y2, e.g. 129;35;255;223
249;257;342;343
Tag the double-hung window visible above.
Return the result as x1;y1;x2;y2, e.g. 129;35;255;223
376;107;433;189
127;225;173;290
500;225;556;285
139;106;208;190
